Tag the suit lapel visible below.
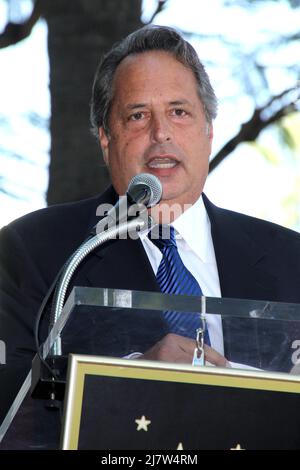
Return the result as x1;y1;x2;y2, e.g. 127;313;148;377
82;237;159;292
203;194;281;365
73;185;159;293
203;194;278;301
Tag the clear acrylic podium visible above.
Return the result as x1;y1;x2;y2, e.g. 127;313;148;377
41;286;300;376
1;287;300;449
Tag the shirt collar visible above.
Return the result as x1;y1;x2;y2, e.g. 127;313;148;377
172;194;214;263
139;194;214;263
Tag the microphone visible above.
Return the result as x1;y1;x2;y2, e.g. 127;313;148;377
95;173;162;234
127;172;162;207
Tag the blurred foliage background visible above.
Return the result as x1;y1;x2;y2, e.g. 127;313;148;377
0;0;299;230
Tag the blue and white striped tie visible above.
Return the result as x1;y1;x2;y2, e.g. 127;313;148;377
149;225;210;344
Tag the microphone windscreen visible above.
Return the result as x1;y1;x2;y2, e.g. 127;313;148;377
128;173;162;207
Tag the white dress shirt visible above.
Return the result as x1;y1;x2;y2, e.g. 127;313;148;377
139;195;225;356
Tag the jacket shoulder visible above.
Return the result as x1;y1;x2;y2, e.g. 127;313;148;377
203;193;300;247
0;187;117;272
2;186;117;241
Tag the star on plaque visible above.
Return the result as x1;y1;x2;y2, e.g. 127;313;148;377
230;444;245;450
135;415;151;432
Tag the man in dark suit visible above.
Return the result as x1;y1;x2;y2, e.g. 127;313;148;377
1;25;300;433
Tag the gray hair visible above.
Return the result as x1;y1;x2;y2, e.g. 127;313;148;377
90;25;217;137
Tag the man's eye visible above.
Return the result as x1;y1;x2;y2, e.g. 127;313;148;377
129;112;144;121
172;108;187;117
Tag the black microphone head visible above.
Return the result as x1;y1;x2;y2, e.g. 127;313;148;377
127;173;162;207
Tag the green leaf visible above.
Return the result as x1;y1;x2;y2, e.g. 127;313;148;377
248;142;281;165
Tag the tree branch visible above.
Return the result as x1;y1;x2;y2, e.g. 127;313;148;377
209;86;299;173
0;0;42;49
147;0;168;24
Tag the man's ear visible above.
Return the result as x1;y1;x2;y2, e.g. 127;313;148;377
99;127;110;166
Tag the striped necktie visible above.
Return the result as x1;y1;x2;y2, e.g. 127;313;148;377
149;225;210;344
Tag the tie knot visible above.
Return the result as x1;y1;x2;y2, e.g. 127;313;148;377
148;225;177;251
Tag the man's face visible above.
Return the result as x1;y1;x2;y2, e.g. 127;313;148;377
99;51;213;211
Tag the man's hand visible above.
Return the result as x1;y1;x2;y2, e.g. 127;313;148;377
139;333;228;367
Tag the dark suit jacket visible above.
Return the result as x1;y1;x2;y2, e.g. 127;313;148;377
1;186;300;444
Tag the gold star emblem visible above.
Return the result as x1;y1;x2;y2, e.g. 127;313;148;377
135;415;151;432
230;443;245;450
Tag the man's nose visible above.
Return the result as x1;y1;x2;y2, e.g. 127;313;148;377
150;113;171;143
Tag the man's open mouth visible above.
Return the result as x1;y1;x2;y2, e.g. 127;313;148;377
147;158;179;169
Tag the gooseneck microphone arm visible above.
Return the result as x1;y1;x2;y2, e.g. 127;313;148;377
49;216;149;357
49;173;162;357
